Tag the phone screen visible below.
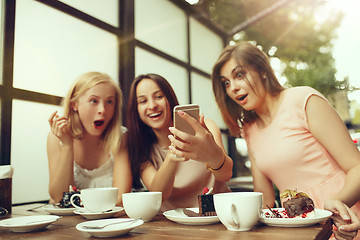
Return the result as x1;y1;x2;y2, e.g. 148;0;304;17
173;104;199;136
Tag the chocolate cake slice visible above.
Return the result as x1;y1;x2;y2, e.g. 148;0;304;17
197;194;216;216
283;196;315;218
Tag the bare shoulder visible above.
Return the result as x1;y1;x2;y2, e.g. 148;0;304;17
306;94;343;128
306;94;332;111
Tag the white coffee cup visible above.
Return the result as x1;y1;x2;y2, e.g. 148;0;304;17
122;192;162;222
214;192;263;231
70;187;118;213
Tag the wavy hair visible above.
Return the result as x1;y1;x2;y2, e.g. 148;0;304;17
212;41;284;136
62;72;123;155
126;74;179;188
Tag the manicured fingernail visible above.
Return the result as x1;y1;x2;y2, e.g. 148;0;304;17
178;110;185;116
169;127;174;132
168;135;174;140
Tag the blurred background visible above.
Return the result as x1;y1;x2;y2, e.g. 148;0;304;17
1;0;359;204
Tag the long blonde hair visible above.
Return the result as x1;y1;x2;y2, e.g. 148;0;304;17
62;72;123;154
212;42;284;136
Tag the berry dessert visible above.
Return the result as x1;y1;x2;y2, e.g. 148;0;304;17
59;185;81;208
280;189;315;218
197;187;216;216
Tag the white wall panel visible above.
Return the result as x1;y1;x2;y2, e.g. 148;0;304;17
135;0;187;62
59;0;119;27
190;17;224;74
191;72;226;129
11;100;61;204
13;0;118;97
135;47;189;105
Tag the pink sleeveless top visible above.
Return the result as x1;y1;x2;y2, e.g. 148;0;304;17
150;143;215;212
243;86;360;215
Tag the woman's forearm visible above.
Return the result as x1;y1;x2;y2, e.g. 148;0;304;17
48;144;75;203
206;146;233;182
331;164;360;207
148;155;178;201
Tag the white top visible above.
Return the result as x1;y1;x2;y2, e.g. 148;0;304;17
73;153;114;190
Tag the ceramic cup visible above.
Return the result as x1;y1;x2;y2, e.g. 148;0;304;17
214;192;263;231
122;192;162;222
70;187;118;213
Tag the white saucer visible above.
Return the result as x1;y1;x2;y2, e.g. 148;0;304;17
74;207;124;220
42;204;76;216
260;208;332;227
0;215;61;232
76;218;144;238
163;208;219;225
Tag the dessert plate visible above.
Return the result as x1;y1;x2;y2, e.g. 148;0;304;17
0;215;61;232
42;204;76;216
163;208;219;225
260;208;332;227
74;206;124;220
76;218;143;238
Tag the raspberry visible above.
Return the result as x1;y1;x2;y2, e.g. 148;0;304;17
203;187;209;195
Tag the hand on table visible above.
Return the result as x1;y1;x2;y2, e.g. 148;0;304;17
324;199;359;240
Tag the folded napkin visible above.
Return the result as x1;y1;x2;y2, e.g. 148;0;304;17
0;165;13;179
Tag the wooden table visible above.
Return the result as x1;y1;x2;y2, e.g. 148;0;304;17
0;203;333;240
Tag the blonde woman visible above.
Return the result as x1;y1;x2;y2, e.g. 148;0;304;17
47;72;132;205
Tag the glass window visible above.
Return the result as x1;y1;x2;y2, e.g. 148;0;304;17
59;0;119;27
135;0;187;62
135;47;189;105
13;0;118;97
191;72;226;129
11;100;61;204
190;17;224;74
0;0;4;85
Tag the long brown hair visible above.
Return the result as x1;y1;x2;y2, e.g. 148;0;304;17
211;41;284;136
125;74;179;188
62;72;123;155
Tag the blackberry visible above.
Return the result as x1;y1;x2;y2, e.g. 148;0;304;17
59;191;81;208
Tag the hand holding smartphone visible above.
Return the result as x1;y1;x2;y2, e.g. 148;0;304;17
173;104;199;136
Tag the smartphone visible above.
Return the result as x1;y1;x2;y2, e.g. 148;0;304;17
173;104;199;136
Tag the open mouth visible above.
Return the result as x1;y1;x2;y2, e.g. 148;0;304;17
94;120;105;128
237;94;248;101
148;112;162;118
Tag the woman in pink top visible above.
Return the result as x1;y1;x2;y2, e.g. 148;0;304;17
123;74;232;211
211;42;360;239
